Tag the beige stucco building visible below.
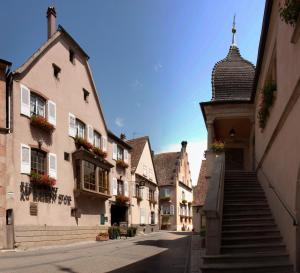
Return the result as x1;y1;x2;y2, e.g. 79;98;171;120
199;1;300;272
127;137;159;233
0;7;116;249
154;141;193;231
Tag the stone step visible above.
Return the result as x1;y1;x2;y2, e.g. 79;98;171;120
223;208;270;214
224;192;266;197
200;261;294;273
222;217;275;225
224;197;267;202
202;253;290;265
222;235;282;245
221;242;286;254
222;223;277;231
224;188;264;192
224;202;269;207
222;228;280;237
223;212;272;219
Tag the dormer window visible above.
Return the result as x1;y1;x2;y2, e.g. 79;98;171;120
83;89;89;102
52;64;61;79
69;49;75;64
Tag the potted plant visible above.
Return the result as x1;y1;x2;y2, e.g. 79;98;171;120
188;201;192;206
30;172;56;187
108;227;120;239
96;232;109;241
182;199;187;204
92;146;107;158
116;160;129;169
30;115;55;133
258;82;277;130
74;137;93;150
136;196;143;202
115;194;130;205
211;141;225;153
280;0;300;26
160;196;171;202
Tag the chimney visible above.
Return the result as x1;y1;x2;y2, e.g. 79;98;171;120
0;59;12;129
120;133;126;140
47;6;56;39
181;141;187;152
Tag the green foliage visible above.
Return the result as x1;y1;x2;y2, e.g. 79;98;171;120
211;141;225;153
108;227;120;239
127;227;137;237
258;82;277;130
280;0;300;26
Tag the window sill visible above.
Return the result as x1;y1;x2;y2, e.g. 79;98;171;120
74;188;111;200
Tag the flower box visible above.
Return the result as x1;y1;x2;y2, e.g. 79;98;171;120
116;160;129;169
160;196;171;202
211;141;225;153
150;200;157;205
136;196;143;202
182;199;187;204
30;172;56;187
30;115;55;133
75;137;93;150
92;147;107;158
96;232;109;241
116;194;130;205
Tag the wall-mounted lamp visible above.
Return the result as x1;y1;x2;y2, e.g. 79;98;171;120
229;128;236;138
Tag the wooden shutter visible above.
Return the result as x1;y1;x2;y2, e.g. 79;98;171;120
48;153;57;179
112;177;117;195
124;149;129;163
21;144;31;174
124;180;129;196
87;125;94;144
20;84;30;117
68;113;76;137
112;143;117;160
102;136;107;151
47;100;56;126
170;205;174;215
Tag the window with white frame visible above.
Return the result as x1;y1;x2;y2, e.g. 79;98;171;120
94;131;101;148
30;93;46;117
117;145;124;160
76;119;85;138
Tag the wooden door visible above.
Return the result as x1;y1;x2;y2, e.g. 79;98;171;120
225;148;244;170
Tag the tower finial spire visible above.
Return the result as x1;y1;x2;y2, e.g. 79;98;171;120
231;14;237;46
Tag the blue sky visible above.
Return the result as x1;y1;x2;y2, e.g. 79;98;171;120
1;1;265;183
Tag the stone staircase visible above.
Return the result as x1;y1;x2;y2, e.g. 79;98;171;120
201;171;295;273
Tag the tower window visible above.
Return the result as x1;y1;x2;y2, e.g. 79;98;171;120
83;89;89;102
69;49;75;64
52;64;61;79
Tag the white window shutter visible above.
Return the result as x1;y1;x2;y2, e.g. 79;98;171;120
148;212;151;225
112;143;117;160
146;187;149;200
124;149;128;163
124;180;129;197
20;84;30;117
140;208;145;225
87;125;94;144
21;144;31;174
68;113;76;137
112;177;118;195
132;183;136;197
140;187;144;200
48;153;57;179
102;136;107;152
47;100;56;126
155;189;158;202
155;212;158;224
170;205;174;215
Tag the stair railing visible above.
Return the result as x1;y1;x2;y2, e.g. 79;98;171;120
203;152;225;255
256;160;298;226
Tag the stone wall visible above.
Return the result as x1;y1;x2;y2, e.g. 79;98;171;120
14;225;108;249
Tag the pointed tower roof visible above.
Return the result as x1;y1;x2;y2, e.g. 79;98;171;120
211;17;255;101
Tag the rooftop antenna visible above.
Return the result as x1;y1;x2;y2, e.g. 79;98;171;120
231;14;237;46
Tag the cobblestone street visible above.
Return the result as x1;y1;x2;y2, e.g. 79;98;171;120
0;231;192;273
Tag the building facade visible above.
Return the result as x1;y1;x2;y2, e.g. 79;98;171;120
0;7;113;249
127;137;159;233
200;1;300;271
154;141;193;231
107;132;132;227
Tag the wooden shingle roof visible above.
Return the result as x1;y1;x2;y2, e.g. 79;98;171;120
212;45;255;101
153;152;181;186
